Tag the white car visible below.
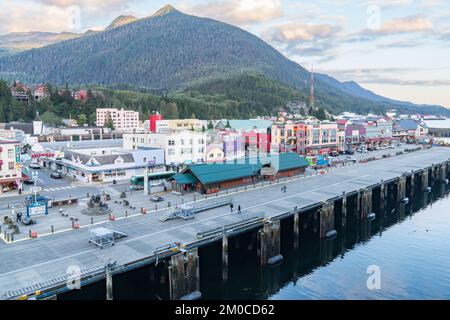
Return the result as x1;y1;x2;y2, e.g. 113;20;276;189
29;162;41;169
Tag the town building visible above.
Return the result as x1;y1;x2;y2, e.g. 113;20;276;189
393;120;428;142
171;153;309;194
272;122;302;153
9;81;30;102
365;117;393;148
206;144;225;163
0;140;22;193
59;147;165;184
154;119;206;133
422;119;450;138
38;126;122;143
33;84;49;101
123;130;207;167
149;112;164;133
96;108;140;132
303;121;338;155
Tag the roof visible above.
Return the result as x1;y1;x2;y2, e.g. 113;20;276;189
173;153;309;185
3;123;33;135
64;150;134;165
423;119;450;130
274;153;309;171
175;162;261;185
394;119;420;131
173;172;198;184
228;120;272;131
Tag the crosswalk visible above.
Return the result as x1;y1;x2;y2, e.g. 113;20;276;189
43;186;77;192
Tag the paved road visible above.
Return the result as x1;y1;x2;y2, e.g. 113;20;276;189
1;146;449;299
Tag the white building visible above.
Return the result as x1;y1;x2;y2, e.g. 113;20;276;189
0;140;22;193
96;108;140;132
61;147;165;184
123;130;207;166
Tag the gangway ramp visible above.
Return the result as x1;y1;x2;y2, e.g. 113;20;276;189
159;197;232;222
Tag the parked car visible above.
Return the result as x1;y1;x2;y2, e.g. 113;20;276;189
345;156;357;164
50;172;62;179
329;151;340;157
29;162;41;169
23;179;34;185
150;195;164;202
345;150;354;155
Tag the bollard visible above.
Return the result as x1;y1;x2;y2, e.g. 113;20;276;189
91;217;94;225
51;225;54;234
29;230;32;238
194;195;196;202
155;204;157;211
126;210;128;218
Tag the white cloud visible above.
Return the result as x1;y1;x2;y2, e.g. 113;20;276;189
181;0;283;25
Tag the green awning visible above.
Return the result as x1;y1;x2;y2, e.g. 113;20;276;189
173;172;198;185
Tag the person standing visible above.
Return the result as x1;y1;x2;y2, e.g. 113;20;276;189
230;203;234;212
238;205;241;214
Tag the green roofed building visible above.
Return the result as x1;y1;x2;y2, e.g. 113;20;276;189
172;153;309;194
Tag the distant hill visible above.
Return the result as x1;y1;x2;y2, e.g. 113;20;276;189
106;15;139;30
0;15;138;54
0;4;448;116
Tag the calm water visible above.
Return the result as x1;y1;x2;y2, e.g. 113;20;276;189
60;183;450;300
271;197;450;300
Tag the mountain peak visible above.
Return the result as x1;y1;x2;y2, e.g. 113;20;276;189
106;15;138;30
153;4;179;17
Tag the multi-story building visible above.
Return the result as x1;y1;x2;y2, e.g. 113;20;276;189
96;108;140;132
345;123;366;149
155;119;206;133
123;130;207;167
365;117;393;148
393;119;428;142
304;121;338;155
9;81;30;102
33;84;49;101
272;122;302;153
0;140;22;193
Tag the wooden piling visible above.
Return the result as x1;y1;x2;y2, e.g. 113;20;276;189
168;249;201;300
222;230;229;282
319;201;335;239
360;188;372;220
258;220;282;266
293;211;300;249
105;266;113;301
341;192;347;229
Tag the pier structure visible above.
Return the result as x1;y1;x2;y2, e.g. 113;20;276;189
1;148;450;300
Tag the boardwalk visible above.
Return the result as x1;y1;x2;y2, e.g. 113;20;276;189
1;147;450;299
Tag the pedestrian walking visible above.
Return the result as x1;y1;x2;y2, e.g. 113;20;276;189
238;205;241;214
230;203;234;212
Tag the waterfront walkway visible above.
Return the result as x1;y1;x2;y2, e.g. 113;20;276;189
1;147;450;299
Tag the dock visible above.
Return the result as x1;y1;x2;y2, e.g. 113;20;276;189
1;147;450;300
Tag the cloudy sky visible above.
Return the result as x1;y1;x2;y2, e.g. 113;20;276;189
0;0;449;107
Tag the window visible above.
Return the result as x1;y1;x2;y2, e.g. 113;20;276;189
8;162;14;170
7;149;14;158
168;140;175;146
168;149;175;155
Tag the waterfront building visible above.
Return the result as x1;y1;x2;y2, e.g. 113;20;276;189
60;147;164;184
423;119;450;138
393;119;428;142
172;153;308;194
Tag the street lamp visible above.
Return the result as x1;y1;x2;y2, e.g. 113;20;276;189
31;171;39;203
144;156;157;196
